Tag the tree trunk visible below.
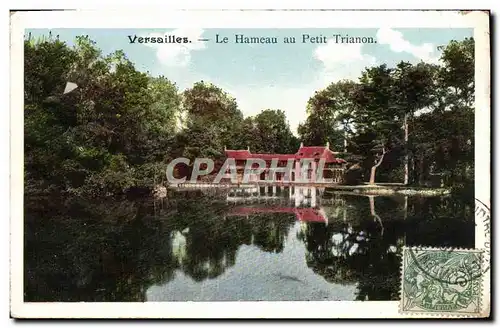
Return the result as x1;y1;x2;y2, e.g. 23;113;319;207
404;195;408;220
344;128;348;153
369;196;384;236
418;155;425;186
369;147;386;185
404;114;409;185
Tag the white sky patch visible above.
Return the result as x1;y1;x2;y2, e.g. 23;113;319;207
226;84;313;136
314;41;375;68
314;40;377;85
376;27;440;64
144;28;206;67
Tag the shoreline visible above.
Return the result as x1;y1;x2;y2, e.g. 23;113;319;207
168;183;451;197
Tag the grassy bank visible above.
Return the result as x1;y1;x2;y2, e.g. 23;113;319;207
325;184;451;196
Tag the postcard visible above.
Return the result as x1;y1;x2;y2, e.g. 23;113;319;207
10;9;490;318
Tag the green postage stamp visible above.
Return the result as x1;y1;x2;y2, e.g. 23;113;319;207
401;247;484;316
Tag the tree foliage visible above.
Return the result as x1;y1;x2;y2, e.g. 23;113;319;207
24;35;299;196
25;35;182;195
298;37;474;188
298;80;357;150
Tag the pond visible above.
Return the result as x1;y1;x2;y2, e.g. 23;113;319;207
24;187;475;302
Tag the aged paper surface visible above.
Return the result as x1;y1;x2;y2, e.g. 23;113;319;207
10;9;490;318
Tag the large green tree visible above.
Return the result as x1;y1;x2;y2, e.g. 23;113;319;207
392;61;436;184
298;80;358;151
180;81;244;159
248;109;299;153
351;64;403;184
25;34;182;195
411;38;475;188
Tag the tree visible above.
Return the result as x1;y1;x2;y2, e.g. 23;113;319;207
250;109;298;153
298;80;358;151
411;38;474;188
438;37;474;109
181;81;244;159
352;65;402;185
24;34;183;196
392;61;436;184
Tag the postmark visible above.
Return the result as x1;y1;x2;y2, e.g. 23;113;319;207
475;198;491;274
401;247;483;316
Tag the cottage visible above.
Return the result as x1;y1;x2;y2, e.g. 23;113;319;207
224;142;347;184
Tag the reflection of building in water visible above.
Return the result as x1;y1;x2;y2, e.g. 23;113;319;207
225;186;347;225
226;186;334;207
228;206;329;224
172;229;188;263
224;142;347;184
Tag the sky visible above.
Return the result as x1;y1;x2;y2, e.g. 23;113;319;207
27;28;473;134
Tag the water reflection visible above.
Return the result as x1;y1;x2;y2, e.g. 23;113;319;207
24;187;474;302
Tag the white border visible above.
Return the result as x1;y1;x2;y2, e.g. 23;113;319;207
472;9;491;320
4;0;498;10
12;10;482;28
9;9;490;319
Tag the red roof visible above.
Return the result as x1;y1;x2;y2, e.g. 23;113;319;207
228;206;327;223
224;150;252;160
224;145;345;164
295;208;327;223
296;146;345;163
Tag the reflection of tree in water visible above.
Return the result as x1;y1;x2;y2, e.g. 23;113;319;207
174;216;243;282
298;220;401;300
248;213;296;253
25;193;298;301
403;195;475;248
171;199;296;281
297;194;474;300
24;196;179;302
167;198;244;281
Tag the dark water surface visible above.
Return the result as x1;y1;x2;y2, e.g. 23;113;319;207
24;187;474;302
